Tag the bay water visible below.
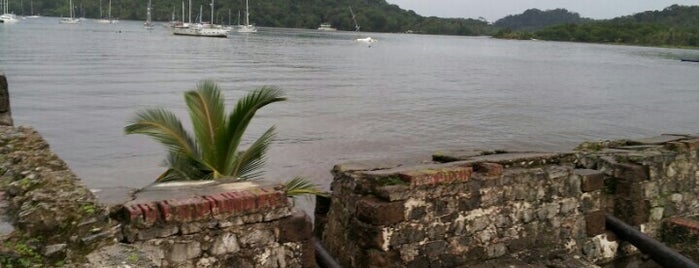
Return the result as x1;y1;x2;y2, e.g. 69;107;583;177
1;18;699;193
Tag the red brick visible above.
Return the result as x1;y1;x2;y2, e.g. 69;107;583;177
203;196;218;214
124;204;144;223
138;203;159;225
398;166;472;187
666;217;699;234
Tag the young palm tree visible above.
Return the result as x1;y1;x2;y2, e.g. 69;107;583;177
124;81;325;196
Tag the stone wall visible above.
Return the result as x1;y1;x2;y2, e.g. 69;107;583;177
317;134;699;267
0;125;315;267
113;180;315;267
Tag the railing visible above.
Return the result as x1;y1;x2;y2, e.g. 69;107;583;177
606;214;699;268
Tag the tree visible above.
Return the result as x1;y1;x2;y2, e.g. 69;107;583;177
124;80;324;196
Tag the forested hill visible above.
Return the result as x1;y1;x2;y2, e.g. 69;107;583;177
493;5;699;48
493;8;591;31
534;5;699;47
16;0;493;35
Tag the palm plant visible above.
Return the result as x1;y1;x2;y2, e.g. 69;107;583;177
124;80;323;196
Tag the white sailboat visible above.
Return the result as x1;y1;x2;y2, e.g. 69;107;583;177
26;0;39;18
95;0;117;24
0;0;19;24
237;0;256;33
172;0;228;38
144;0;153;29
59;0;80;24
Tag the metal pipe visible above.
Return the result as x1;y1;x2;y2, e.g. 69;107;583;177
605;214;699;268
314;238;342;268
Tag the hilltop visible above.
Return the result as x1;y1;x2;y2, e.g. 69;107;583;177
496;5;699;48
493;8;592;31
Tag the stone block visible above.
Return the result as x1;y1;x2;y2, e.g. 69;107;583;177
356;196;405;225
613;163;649;182
585;210;605;237
473;162;504;178
575;169;605;192
398;166;472;187
278;211;313;243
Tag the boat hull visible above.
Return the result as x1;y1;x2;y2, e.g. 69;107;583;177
680;58;699;63
173;26;228;38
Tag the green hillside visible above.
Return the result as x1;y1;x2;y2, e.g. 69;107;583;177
496;5;699;48
11;0;494;35
493;8;592;31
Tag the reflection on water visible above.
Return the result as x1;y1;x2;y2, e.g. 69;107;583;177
2;18;699;192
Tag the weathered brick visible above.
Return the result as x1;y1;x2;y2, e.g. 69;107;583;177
398;166;472;187
278;211;313;243
576;169;605;192
585;210;605;237
356;196;405;225
473;162;503;178
613;163;649;182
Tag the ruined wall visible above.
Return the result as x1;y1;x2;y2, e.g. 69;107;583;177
0;125;315;267
317;134;699;267
115;181;315;268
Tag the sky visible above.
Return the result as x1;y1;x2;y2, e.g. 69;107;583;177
385;0;699;22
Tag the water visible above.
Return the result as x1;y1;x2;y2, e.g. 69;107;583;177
2;18;699;192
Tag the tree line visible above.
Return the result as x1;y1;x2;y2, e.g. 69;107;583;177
11;0;494;35
494;5;699;48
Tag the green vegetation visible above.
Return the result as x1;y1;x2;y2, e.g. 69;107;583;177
493;8;591;31
124;81;322;196
496;5;699;48
15;0;494;35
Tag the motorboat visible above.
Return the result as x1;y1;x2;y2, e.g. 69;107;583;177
317;23;336;31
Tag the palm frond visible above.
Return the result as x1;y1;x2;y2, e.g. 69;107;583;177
283;177;329;197
124;108;198;158
157;152;212;182
223;86;286;173
227;126;276;178
185;81;226;173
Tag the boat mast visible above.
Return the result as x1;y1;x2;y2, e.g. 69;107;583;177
209;0;213;24
188;0;191;24
146;0;151;24
349;6;360;31
107;0;111;21
245;0;249;26
198;4;201;23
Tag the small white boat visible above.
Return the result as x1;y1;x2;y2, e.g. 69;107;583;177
236;0;256;33
317;23;336;31
355;37;376;43
95;0;117;24
59;0;80;24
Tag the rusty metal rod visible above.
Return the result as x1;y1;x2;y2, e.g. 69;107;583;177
314;237;342;268
605;214;699;268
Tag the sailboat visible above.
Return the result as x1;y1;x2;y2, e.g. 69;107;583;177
350;7;376;44
237;0;256;33
172;0;228;38
26;0;39;18
59;0;80;24
0;0;19;23
143;0;153;29
95;0;117;24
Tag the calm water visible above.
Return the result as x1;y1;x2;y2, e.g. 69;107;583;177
1;18;699;192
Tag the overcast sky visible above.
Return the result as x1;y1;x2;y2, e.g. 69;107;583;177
385;1;699;22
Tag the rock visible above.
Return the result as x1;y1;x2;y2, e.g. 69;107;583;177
42;243;67;258
0;73;12;126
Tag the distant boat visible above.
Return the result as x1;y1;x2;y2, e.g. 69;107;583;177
0;0;19;24
59;0;80;24
317;23;336;31
355;37;376;43
236;0;256;33
26;0;40;18
680;58;699;63
172;0;228;38
95;0;117;24
143;0;153;29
